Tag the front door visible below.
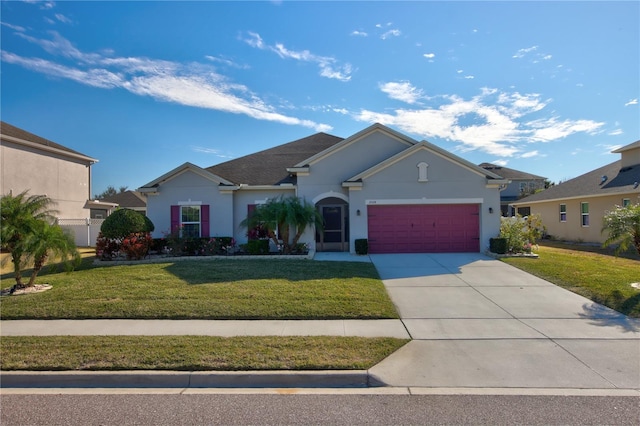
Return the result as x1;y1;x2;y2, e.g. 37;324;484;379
317;204;349;252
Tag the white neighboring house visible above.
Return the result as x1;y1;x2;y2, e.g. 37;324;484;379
140;123;509;254
0;121;103;246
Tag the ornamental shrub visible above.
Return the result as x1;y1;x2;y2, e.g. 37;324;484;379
120;232;153;260
499;214;545;253
100;208;155;240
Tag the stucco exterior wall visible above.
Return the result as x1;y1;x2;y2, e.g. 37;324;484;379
232;188;296;244
1;141;92;218
347;149;502;253
144;170;233;238
527;194;639;244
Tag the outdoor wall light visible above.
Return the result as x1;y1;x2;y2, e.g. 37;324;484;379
489;207;494;214
356;209;361;216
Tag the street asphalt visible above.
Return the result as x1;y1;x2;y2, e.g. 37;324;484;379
1;252;639;392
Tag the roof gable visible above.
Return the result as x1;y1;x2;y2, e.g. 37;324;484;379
0;121;97;164
139;162;234;191
98;190;147;208
293;123;417;168
346;140;505;183
206;132;343;185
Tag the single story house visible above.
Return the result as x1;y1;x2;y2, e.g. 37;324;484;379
140;123;509;254
511;140;640;244
1;121;98;219
479;163;547;216
91;190;147;219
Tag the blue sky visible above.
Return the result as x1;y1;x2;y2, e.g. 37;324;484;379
2;1;638;196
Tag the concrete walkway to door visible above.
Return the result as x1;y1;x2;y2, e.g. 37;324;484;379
368;253;640;390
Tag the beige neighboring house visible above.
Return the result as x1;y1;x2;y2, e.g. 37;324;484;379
1;121;101;246
511;140;640;244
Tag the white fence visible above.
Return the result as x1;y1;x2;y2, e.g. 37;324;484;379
58;218;104;247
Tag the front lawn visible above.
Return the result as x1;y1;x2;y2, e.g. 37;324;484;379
501;242;640;317
0;259;398;320
0;336;408;371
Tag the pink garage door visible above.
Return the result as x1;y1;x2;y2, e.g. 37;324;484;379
367;204;480;253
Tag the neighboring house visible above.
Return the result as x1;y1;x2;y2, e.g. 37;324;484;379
511;140;640;244
0;121;103;246
91;190;147;219
140;123;509;254
479;163;547;216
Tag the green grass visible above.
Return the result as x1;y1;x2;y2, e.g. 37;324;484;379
0;259;398;320
502;242;640;317
0;336;408;371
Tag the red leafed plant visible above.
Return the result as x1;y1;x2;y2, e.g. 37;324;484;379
120;232;153;260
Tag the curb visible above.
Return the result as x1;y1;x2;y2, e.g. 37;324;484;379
0;370;381;389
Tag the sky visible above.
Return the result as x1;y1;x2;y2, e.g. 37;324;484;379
1;1;638;196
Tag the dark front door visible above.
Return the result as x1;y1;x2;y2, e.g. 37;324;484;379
317;204;349;252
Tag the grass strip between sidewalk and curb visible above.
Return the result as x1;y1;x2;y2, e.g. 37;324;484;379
0;336;409;371
0;259;398;320
501;242;640;318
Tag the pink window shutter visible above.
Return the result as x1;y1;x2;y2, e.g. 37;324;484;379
170;205;180;233
201;205;210;237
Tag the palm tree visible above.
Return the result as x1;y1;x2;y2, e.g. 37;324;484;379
24;221;81;288
240;196;323;254
1;191;57;288
602;203;640;255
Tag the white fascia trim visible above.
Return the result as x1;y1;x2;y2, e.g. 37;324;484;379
236;184;297;191
286;167;309;175
138;187;158;194
2;135;98;164
486;179;511;188
366;198;484;205
342;181;363;188
511;191;640;206
178;200;202;206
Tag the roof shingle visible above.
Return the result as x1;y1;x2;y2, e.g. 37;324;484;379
1;121;95;161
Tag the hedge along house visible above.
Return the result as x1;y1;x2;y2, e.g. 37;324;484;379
139;123;509;254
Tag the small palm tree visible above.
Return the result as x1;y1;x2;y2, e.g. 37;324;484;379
241;196;323;254
24;221;81;288
602;203;640;255
1;191;57;288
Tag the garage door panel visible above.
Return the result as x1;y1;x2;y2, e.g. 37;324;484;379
368;204;479;253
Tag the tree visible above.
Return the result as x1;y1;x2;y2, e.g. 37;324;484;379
24;220;81;288
602;204;640;255
240;196;323;254
1;191;57;288
94;185;128;200
100;208;154;239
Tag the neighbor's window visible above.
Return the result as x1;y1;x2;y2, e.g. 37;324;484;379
580;202;589;227
559;204;567;222
181;205;201;238
622;198;631;207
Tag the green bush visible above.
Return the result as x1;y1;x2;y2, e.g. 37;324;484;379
489;237;507;254
355;239;368;255
100;209;155;240
246;239;269;255
499;214;545;253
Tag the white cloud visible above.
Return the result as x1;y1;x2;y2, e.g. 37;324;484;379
513;45;538;59
464;75;474;79
381;29;401;40
205;54;249;69
423;53;435;59
624;98;638;106
190;146;234;159
54;13;72;24
353;88;604;157
520;150;540;158
493;159;508;166
2;32;332;132
608;129;623;136
380;81;424;104
1;21;26;32
350;30;367;37
243;32;352;82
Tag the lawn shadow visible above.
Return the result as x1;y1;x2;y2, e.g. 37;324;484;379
580;302;640;333
162;258;382;285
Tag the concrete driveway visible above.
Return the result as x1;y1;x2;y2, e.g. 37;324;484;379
368;253;640;390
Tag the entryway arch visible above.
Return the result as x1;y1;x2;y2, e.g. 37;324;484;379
315;196;349;252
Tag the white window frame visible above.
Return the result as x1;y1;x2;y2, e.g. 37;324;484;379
181;205;201;238
559;204;567;222
580;202;589;227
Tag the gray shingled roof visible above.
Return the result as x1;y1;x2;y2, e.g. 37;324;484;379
479;163;546;180
99;190;146;208
206;132;344;185
0;121;96;161
514;160;640;204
